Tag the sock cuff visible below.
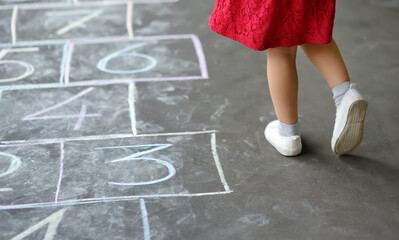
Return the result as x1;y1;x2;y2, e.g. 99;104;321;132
332;81;350;97
279;121;300;136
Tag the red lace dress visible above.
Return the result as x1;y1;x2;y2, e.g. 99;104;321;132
209;0;336;50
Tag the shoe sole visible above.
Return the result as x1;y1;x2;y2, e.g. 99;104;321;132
333;100;368;155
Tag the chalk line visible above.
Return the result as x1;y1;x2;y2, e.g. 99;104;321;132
211;133;231;192
0;190;233;210
0;47;39;60
129;83;137;135
60;42;69;84
45;9;93;16
0;40;66;48
0;130;217;145
71;33;196;45
0;141;60;148
11;6;18;44
73;104;87;130
6;0;179;11
0;35;131;47
20;114;101;120
140;199;151;240
126;1;134;38
0;188;13;192
64;42;74;84
0;75;205;91
54;142;65;203
0;2;71;10
191;34;209;79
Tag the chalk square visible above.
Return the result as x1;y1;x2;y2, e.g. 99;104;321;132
0;143;60;206
0;43;66;87
0;202;145;240
0;85;132;141
65;35;208;84
58;132;229;201
0;9;12;44
15;4;130;42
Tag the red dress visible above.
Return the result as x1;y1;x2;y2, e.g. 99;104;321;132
209;0;336;51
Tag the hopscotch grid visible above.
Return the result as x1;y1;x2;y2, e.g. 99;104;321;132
128;82;138;135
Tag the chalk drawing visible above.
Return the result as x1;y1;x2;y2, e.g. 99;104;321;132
11;208;68;240
140;199;151;240
0;47;38;83
22;87;101;129
45;9;104;35
100;144;176;186
96;42;157;74
0;152;22;192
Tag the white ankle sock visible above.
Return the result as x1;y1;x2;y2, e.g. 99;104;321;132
332;81;350;108
279;121;300;137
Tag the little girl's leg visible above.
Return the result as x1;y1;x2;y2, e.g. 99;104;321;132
300;39;349;89
266;46;299;125
300;39;368;154
265;46;302;157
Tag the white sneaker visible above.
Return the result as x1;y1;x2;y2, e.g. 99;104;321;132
264;120;302;156
331;83;368;155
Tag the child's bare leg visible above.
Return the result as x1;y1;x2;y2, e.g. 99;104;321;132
300;39;350;89
266;46;299;125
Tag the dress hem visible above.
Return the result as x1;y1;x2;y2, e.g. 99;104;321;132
209;22;333;51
